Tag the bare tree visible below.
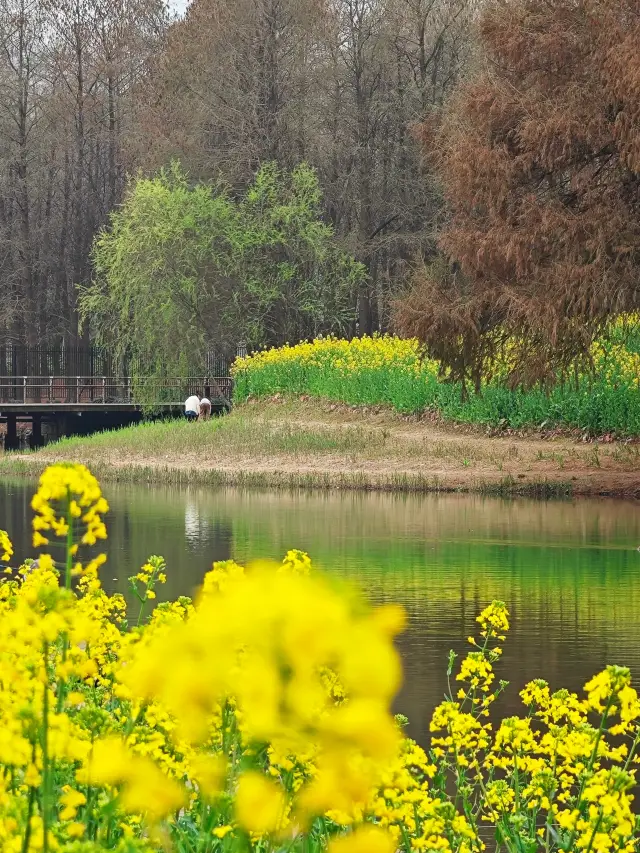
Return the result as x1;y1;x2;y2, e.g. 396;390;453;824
133;0;323;183
0;0;474;345
0;0;47;342
0;0;168;345
315;0;476;332
134;0;476;334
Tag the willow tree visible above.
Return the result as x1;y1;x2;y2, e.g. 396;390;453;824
79;161;365;378
395;0;640;389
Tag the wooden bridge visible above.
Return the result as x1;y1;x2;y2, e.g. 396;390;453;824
0;346;234;449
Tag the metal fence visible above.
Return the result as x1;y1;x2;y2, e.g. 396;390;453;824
0;346;233;406
0;375;233;405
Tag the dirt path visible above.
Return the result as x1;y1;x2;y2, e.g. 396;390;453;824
219;400;640;495
4;399;640;496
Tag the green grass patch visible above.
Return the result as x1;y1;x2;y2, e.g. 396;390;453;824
32;415;387;459
232;335;640;435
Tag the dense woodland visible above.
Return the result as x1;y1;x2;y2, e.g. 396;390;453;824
0;0;168;345
1;0;638;384
0;0;476;347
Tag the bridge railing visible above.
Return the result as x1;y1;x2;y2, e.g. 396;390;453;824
0;376;233;406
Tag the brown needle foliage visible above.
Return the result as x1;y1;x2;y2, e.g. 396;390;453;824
395;0;640;389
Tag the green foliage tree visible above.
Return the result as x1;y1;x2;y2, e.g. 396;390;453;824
79;161;366;378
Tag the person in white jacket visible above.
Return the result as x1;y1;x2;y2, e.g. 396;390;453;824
184;394;200;421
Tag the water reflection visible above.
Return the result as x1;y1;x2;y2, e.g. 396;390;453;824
184;500;201;546
0;478;639;745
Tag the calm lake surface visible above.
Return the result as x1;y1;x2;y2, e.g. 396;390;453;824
2;478;639;745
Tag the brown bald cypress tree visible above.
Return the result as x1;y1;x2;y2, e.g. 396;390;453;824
395;0;640;388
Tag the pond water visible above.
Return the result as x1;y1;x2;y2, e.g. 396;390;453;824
1;478;639;745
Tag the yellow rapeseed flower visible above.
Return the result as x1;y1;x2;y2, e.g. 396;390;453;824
31;463;108;560
328;825;396;853
235;771;286;835
0;531;13;563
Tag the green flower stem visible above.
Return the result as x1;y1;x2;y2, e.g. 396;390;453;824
623;728;640;772
567;694;615;852
41;641;50;853
21;744;37;853
65;486;73;590
56;489;75;713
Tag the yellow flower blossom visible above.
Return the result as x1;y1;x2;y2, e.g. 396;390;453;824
0;531;13;563
328;825;396;853
235;771;286;835
31;462;108;550
212;824;233;838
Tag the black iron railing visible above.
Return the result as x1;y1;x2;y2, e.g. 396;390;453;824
0;376;233;405
0;346;233;406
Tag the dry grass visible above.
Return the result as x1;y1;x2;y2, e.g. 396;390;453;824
1;399;639;497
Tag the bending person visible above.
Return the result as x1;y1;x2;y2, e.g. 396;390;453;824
199;397;211;420
184;394;200;421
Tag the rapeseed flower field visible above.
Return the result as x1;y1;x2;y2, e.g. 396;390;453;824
232;328;640;434
1;462;639;851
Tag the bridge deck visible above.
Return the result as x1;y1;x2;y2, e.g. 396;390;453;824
0;367;234;448
0;402;191;415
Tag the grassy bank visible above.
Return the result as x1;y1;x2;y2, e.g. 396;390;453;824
2;399;639;497
233;334;640;435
